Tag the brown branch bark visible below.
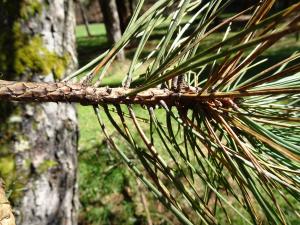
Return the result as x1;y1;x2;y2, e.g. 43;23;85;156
0;80;300;106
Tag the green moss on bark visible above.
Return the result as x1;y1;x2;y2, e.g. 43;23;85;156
0;156;15;179
36;160;58;174
0;151;29;203
0;0;71;205
14;34;70;79
20;0;42;20
0;0;70;80
11;22;70;79
0;104;31;202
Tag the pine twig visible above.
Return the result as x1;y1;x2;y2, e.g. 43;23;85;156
1;80;300;106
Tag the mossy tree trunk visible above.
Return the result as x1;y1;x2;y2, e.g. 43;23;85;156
0;1;78;225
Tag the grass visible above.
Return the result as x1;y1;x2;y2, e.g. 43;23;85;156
76;23;141;222
77;104;179;225
76;23;106;37
77;105;140;225
76;22;300;225
76;23;108;66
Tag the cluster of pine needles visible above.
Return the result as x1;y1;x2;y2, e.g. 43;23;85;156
67;0;300;224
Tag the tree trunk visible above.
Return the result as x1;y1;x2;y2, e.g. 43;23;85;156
77;0;92;37
0;1;78;225
116;0;131;33
98;0;125;60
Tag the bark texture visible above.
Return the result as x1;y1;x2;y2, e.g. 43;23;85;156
1;80;299;107
0;80;221;106
0;1;78;225
99;0;125;60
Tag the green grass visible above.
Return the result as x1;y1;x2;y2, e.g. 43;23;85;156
77;101;181;224
76;23;106;37
77;105;140;225
76;23;109;66
77;106;104;151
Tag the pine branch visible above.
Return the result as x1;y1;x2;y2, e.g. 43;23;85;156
0;80;300;106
